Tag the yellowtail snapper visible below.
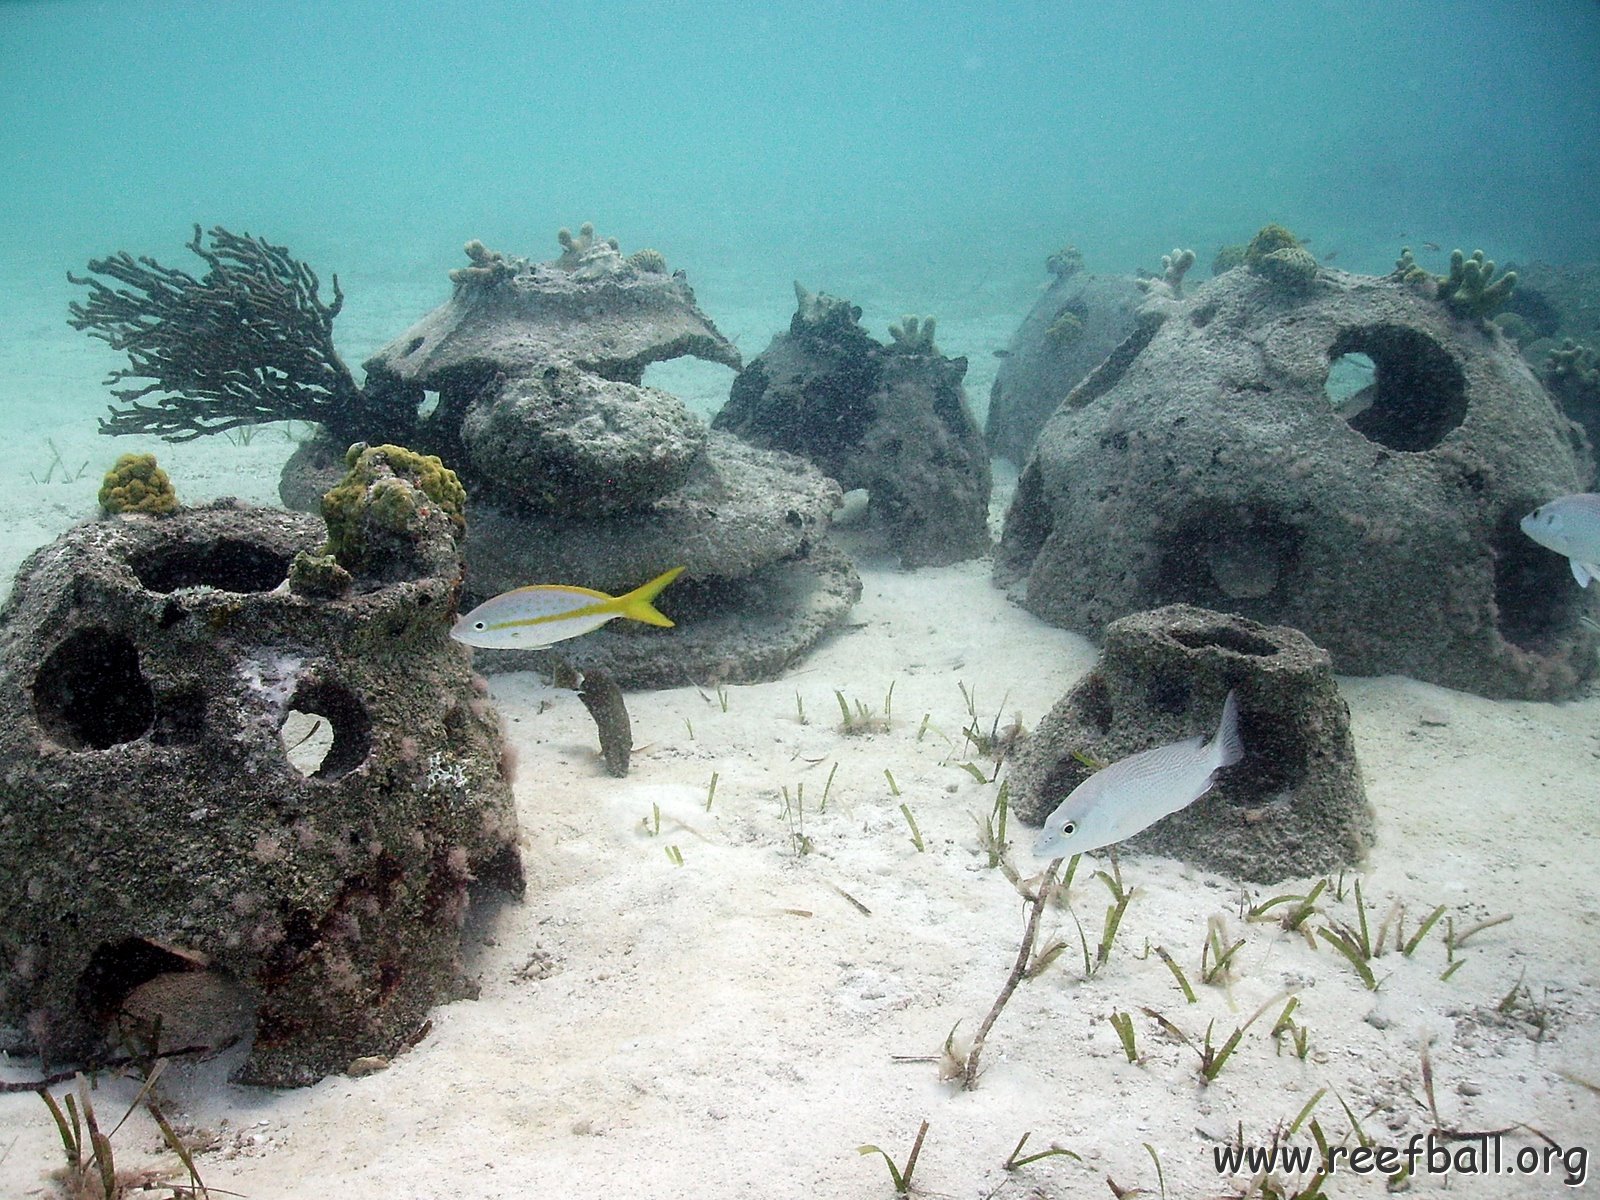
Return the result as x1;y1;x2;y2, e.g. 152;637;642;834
451;566;685;649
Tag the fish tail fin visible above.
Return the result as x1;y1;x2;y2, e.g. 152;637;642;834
1210;689;1245;769
614;566;686;628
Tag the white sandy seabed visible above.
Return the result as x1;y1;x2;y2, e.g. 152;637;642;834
0;381;1598;1200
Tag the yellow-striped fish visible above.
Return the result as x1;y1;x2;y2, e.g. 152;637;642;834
451;566;685;649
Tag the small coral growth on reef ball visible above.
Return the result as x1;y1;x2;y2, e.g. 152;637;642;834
98;452;178;515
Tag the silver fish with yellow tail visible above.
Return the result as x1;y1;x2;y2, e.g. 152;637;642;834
451;566;685;649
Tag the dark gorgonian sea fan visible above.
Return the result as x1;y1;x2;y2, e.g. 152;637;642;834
68;224;393;443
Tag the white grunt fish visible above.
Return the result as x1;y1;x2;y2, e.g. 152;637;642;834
1034;690;1245;859
1519;493;1600;587
451;566;685;649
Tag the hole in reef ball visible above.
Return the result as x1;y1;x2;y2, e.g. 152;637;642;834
129;538;293;593
1156;504;1303;607
75;936;208;1022
1491;504;1578;651
33;627;155;749
1328;325;1466;452
279;678;372;780
1170;626;1281;658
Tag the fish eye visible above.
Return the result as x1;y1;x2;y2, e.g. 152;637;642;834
473;621;486;630
1062;821;1076;836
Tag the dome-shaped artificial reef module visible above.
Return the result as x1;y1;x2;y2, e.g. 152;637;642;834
0;495;524;1086
997;263;1597;700
713;284;992;569
984;247;1148;466
283;232;861;685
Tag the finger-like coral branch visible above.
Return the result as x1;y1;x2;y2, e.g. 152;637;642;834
1437;248;1517;318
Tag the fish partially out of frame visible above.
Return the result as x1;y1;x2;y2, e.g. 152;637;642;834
451;566;685;649
1520;493;1600;588
1033;690;1244;859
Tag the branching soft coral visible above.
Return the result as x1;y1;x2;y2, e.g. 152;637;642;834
68;225;389;443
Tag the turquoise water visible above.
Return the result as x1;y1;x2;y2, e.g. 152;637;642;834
2;6;1600;1189
4;0;1597;389
0;0;1596;553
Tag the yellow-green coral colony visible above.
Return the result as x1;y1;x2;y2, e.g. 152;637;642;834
1255;245;1319;291
449;239;517;287
1044;310;1084;347
556;222;620;270
1545;339;1599;388
99;453;178;516
1240;225;1317;292
1046;245;1083;278
1161;247;1196;292
792;282;863;331
450;231;663;286
288;550;354;598
1136;248;1198;296
1394;247;1517;318
448;231;666;290
1439;249;1517;318
1244;223;1301;268
627;248;668;274
1393;246;1431;284
321;442;467;569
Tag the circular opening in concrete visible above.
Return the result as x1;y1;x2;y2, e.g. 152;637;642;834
1226;709;1308;794
1156;504;1303;609
76;937;210;1021
34;627;155;749
1328;325;1466;452
1171;627;1281;657
1492;506;1576;651
1079;674;1114;734
280;679;371;780
131;539;293;593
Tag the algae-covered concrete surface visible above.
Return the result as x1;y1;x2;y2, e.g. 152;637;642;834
0;467;1596;1196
